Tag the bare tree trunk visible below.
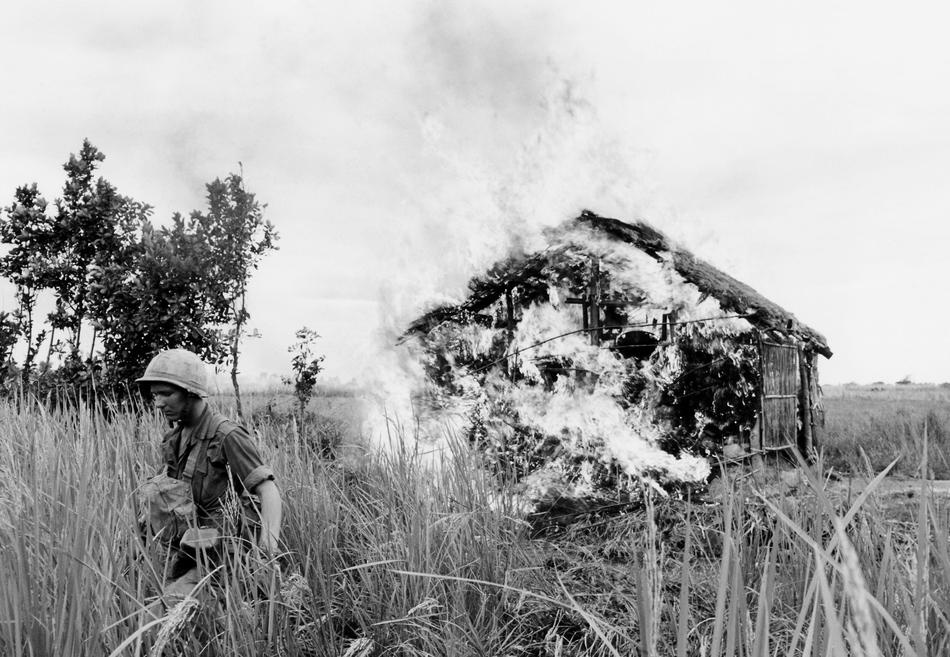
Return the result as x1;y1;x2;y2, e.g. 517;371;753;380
18;290;33;389
230;291;245;422
71;310;82;358
45;326;56;367
21;320;32;389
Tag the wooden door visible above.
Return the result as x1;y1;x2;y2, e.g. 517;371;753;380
759;340;800;450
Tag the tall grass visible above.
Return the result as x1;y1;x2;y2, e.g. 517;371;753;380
1;396;949;655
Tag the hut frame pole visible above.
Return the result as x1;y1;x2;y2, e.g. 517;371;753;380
505;288;515;379
588;258;601;346
756;332;765;453
798;345;814;459
566;257;602;344
806;352;820;452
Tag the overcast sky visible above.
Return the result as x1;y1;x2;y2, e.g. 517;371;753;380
1;0;948;386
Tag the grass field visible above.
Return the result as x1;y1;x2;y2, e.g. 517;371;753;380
822;383;950;478
1;385;949;655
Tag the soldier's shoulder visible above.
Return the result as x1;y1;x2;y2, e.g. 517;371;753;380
211;412;251;440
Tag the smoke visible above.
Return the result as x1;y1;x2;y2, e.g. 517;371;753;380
358;4;685;453
381;83;667;331
411;3;555;114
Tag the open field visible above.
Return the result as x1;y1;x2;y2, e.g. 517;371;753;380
229;381;950;480
822;383;950;478
2;388;950;655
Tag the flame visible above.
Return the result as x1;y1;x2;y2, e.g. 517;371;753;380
358;82;744;496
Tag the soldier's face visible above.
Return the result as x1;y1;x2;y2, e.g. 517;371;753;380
150;383;191;424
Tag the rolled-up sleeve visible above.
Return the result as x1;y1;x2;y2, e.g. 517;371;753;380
221;429;275;493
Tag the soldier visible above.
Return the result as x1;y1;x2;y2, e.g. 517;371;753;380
137;348;282;602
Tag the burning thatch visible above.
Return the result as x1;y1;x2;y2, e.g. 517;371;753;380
401;211;831;502
405;211;831;358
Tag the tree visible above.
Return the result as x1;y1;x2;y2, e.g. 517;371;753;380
42;141;148;363
188;171;278;420
0;142;153;395
283;327;325;432
0;144;279;404
0;142;148;392
0;184;54;386
89;216;232;391
0;312;20;389
87;166;276;399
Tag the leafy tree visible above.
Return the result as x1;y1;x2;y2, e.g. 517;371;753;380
283;327;325;430
88;167;276;398
188;171;278;420
0;143;279;404
0;312;20;388
0;184;54;386
42;141;148;362
89;216;232;391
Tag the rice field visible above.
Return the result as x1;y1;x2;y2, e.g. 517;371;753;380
1;387;949;656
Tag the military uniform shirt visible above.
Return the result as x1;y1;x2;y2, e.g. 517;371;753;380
161;405;275;525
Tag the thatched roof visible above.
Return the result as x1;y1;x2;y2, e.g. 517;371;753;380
404;210;832;358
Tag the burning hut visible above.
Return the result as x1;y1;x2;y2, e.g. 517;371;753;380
401;211;831;499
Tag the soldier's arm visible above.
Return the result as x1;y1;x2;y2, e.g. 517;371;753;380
254;479;282;555
219;427;281;553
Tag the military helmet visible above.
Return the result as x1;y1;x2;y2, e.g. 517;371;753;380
136;349;210;398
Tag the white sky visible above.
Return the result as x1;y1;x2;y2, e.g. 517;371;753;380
1;0;948;385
